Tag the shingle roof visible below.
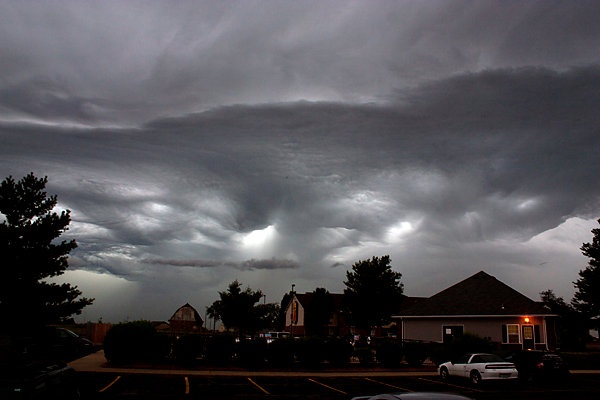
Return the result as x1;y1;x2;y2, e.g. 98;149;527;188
396;271;550;317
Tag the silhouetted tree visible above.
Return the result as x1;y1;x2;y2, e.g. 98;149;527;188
305;288;333;337
255;302;280;331
208;280;263;337
573;219;600;320
343;255;404;335
540;289;587;350
278;292;292;331
0;173;93;333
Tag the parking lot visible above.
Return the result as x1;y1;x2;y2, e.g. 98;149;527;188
76;372;600;400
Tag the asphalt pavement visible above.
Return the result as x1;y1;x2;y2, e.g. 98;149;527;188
68;350;439;377
69;350;600;377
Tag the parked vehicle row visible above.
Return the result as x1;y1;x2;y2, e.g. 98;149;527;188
437;350;570;386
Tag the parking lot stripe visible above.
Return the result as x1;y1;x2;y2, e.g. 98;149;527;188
364;377;414;392
247;377;271;395
417;377;483;393
184;376;190;395
98;375;121;393
308;378;348;395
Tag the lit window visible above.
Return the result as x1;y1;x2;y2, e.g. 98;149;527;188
505;324;520;344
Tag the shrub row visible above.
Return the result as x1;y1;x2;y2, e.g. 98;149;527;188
104;322;504;369
103;322;356;368
561;352;600;369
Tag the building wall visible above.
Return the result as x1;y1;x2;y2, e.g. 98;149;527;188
402;316;549;349
284;296;306;335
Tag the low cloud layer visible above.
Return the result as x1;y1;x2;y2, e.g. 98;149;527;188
1;1;599;322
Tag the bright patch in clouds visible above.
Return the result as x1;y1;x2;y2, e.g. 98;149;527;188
241;225;277;250
385;220;416;243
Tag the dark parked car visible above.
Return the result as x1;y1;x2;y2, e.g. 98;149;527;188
505;350;569;383
1;332;82;399
33;327;94;361
0;360;80;400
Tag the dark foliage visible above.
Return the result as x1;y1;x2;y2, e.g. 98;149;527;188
354;345;375;367
403;341;429;367
104;321;167;363
0;173;93;332
267;337;295;368
295;336;325;368
238;338;267;369
344;255;404;333
573;219;600;319
540;290;588;350
205;334;236;364
208;281;269;337
174;334;205;366
376;339;403;368
304;288;334;337
324;337;354;367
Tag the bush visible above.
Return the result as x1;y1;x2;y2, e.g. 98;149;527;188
376;339;403;368
403;341;427;367
268;337;296;368
296;337;325;369
561;352;600;369
324;337;354;367
104;321;166;363
174;334;205;366
238;338;267;369
354;346;374;367
205;334;235;364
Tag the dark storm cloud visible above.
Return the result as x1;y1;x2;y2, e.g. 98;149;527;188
143;258;300;271
1;1;599;126
2;66;597;271
1;0;599;322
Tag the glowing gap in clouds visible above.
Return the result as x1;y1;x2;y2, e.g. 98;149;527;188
242;225;276;249
385;220;416;243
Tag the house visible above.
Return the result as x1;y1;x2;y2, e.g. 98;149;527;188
282;291;350;337
393;271;558;350
168;303;204;332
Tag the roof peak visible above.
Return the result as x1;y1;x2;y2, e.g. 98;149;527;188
397;270;549;317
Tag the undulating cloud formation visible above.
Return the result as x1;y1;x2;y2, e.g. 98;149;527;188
1;1;599;322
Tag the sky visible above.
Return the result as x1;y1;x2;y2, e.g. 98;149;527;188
1;0;599;323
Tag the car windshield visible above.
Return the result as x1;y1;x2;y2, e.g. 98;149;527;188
471;354;505;363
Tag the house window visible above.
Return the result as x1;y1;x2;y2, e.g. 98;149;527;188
502;324;520;344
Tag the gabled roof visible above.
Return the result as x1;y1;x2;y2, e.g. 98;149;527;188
395;271;550;317
169;302;203;323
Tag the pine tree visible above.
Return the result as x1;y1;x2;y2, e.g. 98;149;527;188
572;219;600;318
0;173;93;333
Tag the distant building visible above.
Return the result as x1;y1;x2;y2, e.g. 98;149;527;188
168;303;204;332
282;291;350;336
